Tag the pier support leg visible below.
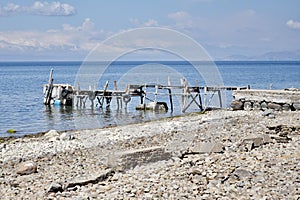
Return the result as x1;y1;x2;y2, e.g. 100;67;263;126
217;90;222;108
168;89;173;113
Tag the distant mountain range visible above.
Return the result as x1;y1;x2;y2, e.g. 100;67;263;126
221;50;300;61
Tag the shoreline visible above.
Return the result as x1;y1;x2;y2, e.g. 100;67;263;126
1;109;299;199
0;110;209;141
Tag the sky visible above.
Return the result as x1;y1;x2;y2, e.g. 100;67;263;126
0;0;300;61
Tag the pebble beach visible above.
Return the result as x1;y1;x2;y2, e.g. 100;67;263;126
1;109;299;199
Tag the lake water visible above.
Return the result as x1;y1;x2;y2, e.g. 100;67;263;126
0;61;299;137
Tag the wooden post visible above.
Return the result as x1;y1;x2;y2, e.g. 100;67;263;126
168;76;171;86
44;68;54;105
142;83;147;107
180;79;189;112
114;80;118;109
217;90;222;108
204;86;207;110
168;88;173;113
180;79;185;109
154;84;158;103
124;84;130;109
114;80;122;109
101;81;109;107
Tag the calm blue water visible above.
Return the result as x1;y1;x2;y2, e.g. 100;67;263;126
0;61;299;137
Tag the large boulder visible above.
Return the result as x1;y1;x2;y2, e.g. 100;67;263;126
16;161;37;175
267;103;282;111
230;100;243;110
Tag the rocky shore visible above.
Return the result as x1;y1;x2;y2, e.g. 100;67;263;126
1;109;299;199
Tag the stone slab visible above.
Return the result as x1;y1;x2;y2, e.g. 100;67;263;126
189;142;224;154
233;90;300;104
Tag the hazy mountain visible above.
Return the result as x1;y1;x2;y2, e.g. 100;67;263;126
221;50;300;61
253;50;300;61
220;54;251;61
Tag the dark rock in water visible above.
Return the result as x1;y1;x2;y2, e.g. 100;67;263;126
231;100;243;110
16;161;37;175
47;183;63;193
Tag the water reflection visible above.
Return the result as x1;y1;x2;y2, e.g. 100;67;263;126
42;103;172;133
43;105;75;131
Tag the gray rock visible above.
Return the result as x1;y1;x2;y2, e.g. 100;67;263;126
282;104;291;111
239;140;253;152
189;142;224;153
268;114;276;119
65;169;113;189
98;185;112;193
262;109;274;117
243;101;252;111
108;146;172;171
0;143;6;151
60;132;75;141
292;103;300;110
261;102;268;110
44;129;59;138
253;102;261;110
231;100;243;110
233;168;253;179
16;161;37;175
47;183;63;193
165;132;194;157
267;103;282;111
239;134;272;151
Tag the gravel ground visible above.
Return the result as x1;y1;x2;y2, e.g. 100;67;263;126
0;110;299;199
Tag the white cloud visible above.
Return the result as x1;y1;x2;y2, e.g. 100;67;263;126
0;1;76;16
130;18;159;27
144;19;158;27
286;20;300;29
63;18;95;32
168;11;193;29
0;18;108;58
168;11;191;21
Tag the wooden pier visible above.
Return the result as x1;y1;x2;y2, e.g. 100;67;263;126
43;70;249;112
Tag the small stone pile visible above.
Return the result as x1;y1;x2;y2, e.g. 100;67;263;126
231;89;300;111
